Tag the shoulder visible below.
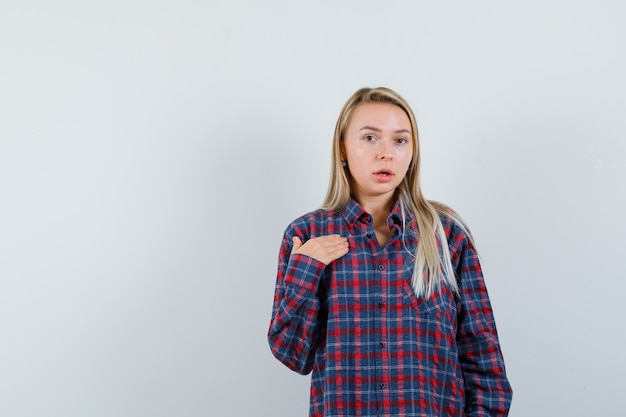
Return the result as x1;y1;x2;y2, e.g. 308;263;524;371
430;200;474;252
283;207;341;239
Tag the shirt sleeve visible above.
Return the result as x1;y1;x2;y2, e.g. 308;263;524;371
267;227;327;375
452;229;513;417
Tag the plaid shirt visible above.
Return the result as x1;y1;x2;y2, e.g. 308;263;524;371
269;198;512;416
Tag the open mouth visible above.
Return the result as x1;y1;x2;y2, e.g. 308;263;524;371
374;169;393;176
373;169;394;182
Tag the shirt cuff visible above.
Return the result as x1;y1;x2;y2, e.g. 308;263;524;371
283;253;326;293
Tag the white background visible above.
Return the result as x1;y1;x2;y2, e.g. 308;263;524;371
1;1;625;416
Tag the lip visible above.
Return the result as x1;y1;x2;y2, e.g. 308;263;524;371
373;168;395;182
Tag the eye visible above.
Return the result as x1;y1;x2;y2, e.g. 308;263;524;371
397;137;408;144
364;135;376;142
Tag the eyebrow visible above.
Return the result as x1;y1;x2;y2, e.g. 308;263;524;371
359;126;411;135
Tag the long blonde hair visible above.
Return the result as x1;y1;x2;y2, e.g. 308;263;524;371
322;87;471;298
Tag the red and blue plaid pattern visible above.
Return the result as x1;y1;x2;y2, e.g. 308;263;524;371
269;199;512;416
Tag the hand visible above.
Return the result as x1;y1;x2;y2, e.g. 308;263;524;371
291;234;349;265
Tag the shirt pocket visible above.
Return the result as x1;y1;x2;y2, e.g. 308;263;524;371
401;281;452;316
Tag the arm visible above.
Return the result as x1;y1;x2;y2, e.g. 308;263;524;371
268;229;348;375
452;233;513;416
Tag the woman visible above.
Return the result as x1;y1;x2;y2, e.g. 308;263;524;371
268;87;512;416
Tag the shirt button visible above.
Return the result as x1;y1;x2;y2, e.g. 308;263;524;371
379;342;385;348
378;303;383;308
366;233;372;239
377;264;385;271
380;383;386;389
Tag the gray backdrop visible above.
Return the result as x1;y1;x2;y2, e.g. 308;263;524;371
1;1;624;416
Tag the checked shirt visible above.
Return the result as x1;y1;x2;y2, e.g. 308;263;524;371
268;198;512;416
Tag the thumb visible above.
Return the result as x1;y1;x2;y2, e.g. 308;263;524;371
291;236;303;253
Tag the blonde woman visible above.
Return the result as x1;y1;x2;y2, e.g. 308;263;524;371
268;87;512;416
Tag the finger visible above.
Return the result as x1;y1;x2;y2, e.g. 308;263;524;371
326;242;350;263
291;236;303;253
322;237;349;252
320;234;346;241
315;235;348;246
321;237;349;250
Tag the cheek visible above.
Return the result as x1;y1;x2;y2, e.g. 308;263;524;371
397;147;413;164
347;146;369;163
399;153;414;177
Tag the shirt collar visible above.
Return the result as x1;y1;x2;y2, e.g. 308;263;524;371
340;196;416;233
387;198;405;230
340;198;369;226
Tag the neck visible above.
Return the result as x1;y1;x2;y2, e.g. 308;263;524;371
355;192;395;223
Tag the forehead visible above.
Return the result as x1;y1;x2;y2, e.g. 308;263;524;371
348;102;411;131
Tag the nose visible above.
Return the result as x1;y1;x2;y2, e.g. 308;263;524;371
378;141;393;160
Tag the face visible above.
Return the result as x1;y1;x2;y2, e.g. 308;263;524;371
341;102;413;205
